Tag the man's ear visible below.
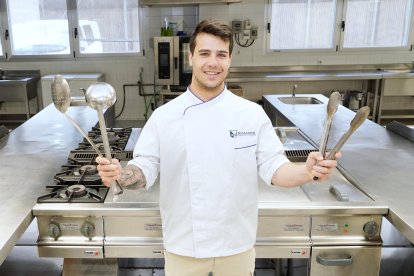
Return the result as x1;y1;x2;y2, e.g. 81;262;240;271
188;52;193;66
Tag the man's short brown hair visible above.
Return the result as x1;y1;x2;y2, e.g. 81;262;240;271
189;19;233;56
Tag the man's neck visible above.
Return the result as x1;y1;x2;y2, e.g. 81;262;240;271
189;84;225;102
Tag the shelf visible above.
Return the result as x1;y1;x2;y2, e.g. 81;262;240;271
379;109;414;119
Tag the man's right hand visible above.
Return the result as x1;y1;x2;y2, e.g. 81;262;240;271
96;156;122;187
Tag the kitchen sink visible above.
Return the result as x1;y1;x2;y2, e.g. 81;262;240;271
0;70;41;119
278;96;322;105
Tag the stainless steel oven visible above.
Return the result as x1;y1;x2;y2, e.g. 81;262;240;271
153;36;192;89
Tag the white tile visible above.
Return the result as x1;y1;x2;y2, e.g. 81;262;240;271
172;7;184;16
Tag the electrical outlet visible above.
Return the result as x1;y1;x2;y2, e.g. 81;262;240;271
251;27;258;39
243;29;251;40
244;19;251;30
232;20;242;34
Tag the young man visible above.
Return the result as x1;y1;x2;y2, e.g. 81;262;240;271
96;19;340;275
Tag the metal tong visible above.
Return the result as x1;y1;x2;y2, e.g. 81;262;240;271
313;92;370;180
319;91;342;159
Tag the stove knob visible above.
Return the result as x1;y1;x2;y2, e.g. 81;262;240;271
363;221;379;237
47;222;61;240
81;222;96;239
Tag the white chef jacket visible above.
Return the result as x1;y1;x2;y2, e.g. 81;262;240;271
128;87;289;258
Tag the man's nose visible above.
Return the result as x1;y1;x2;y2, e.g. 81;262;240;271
206;55;219;66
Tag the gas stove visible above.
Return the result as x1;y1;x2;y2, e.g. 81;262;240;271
80;127;132;151
36;127;134;204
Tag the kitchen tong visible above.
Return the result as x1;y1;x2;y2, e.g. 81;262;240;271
313;92;370;182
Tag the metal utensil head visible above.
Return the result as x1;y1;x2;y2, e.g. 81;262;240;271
327;91;341;116
349;106;370;130
51;74;71;113
85;82;116;110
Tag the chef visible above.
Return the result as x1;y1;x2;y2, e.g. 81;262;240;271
96;19;340;276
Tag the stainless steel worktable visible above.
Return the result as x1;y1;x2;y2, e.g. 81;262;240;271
0;105;98;265
263;94;414;243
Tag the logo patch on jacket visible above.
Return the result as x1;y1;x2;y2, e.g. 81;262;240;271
229;130;256;138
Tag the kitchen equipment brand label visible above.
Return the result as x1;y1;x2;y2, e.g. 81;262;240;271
284;224;305;232
61;223;81;231
84;250;100;256
314;223;338;232
290;249;308;256
145;223;162;231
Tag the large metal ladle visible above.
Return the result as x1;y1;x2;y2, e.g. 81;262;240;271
85;82;123;196
51;75;104;158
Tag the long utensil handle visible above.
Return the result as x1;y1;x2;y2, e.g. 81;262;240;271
96;106;123;196
319;118;333;155
314;92;341;180
325;129;352;160
63;113;103;157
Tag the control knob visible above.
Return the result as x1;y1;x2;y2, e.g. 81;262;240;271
47;222;61;240
81;221;96;239
363;221;379;238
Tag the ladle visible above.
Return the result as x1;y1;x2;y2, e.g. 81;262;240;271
51;75;103;158
85;82;123;196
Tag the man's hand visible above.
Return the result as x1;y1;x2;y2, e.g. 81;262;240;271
306;151;341;181
96;156;122;187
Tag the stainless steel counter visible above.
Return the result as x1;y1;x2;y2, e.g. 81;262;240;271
263;94;414;243
0;105;98;265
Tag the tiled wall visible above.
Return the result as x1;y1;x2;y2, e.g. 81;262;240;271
1;0;413;120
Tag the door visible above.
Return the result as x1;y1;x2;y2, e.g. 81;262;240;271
310;246;381;276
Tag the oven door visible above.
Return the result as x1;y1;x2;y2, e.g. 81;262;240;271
173;36;191;87
310;246;381;276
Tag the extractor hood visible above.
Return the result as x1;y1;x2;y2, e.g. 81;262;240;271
140;0;241;6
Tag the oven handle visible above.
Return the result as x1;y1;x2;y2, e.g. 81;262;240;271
316;254;353;266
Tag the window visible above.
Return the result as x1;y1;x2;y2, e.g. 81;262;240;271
343;0;413;48
269;0;337;50
7;0;70;56
268;0;414;51
2;0;141;57
75;0;141;54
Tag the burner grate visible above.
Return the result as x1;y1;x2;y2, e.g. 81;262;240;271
37;185;108;203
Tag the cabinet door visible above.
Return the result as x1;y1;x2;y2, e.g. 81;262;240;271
310;246;381;276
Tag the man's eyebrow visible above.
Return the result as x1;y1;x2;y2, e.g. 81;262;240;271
198;49;229;54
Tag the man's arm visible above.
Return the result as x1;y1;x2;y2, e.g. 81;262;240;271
96;156;146;189
118;164;147;189
271;151;340;187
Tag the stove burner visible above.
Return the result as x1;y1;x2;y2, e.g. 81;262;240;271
92;131;119;143
65;184;87;198
37;185;109;203
79;165;98;175
77;127;132;152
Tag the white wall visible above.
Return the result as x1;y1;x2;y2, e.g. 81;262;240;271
1;0;413;120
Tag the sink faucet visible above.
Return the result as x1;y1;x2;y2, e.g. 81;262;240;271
292;84;298;97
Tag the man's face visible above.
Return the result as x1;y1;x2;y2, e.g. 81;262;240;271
189;33;231;97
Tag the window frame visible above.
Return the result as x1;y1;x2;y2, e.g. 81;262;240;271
0;0;145;60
